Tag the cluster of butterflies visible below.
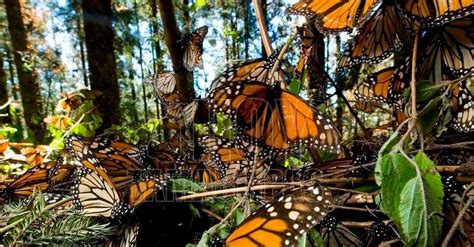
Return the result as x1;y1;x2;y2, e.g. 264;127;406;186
290;0;474;132
2;0;473;246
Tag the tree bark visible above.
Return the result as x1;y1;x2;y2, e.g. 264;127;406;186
73;3;89;87
150;0;169;140
0;51;12;124
4;0;45;142
156;0;194;103
81;0;121;131
133;0;148;123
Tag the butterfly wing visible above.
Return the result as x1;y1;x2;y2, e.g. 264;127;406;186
65;136;133;218
318;214;362;247
106;222;139;247
419;17;474;82
76;137;146;189
289;0;380;32
399;0;474;27
146;72;176;96
338;3;405;68
183;26;208;71
0;161;57;201
210;50;285;91
125;174;168;207
450;82;474;133
199;135;270;183
226;185;332;246
210;81;340;153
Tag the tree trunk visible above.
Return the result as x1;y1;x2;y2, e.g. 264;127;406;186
81;0;121;131
150;0;168;140
73;3;89;87
0;51;12;124
156;0;194;103
133;0;148;123
4;0;45;142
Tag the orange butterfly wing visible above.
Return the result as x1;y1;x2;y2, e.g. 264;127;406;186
226;185;332;246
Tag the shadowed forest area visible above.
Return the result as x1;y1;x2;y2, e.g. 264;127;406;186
0;0;473;246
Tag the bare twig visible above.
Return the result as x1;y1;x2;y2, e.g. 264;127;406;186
409;30;420;125
252;0;272;55
426;141;474;150
441;196;474;247
341;220;391;228
176;184;292;201
334;205;382;213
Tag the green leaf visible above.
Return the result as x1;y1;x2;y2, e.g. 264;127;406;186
289;78;302;94
378;151;444;246
374;130;400;185
188;204;201;218
378;153;416;223
297;233;307;247
194;0;206;9
417;97;441;134
170;178;204;193
416;80;441;103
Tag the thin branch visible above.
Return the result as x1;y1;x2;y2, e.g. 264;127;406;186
426;141;474;150
252;0;272;55
441;196;474;247
176;184;292;201
341;220;391;228
334;205;382;213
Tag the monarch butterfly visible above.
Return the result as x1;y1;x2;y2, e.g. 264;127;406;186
183;26;208;71
362;219;399;247
294;25;329;100
210;50;286;91
199;135;270;184
294;26;315;78
338;2;406;69
317;214;362;246
355;60;410;107
73;160;166;219
70;137;148;190
209;80;341;153
356;101;379;113
441;176;474;246
289;0;380;33
418;16;473;82
68;143;167;219
225;185;332;247
162;93;187;119
0;161;62;203
187;158;222;184
106;222;139;247
181;99;210;126
146;72;176;96
449;82;474;133
399;0;474;27
392;100;409;128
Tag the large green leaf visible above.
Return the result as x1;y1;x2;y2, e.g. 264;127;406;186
378;151;444;246
378;153;416;223
398;152;443;246
374;130;400;185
